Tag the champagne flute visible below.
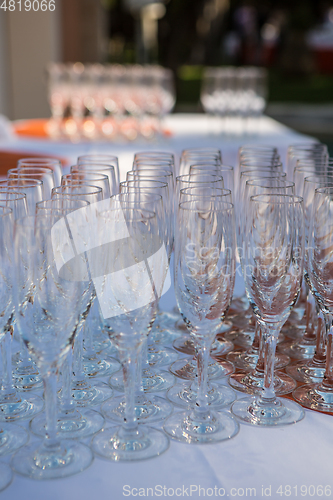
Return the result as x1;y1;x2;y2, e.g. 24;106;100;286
294;186;333;411
0;191;43;393
231;194;305;426
164;200;239;443
30;200;106;440
286;176;333;384
91;204;170;460
17;158;63;187
0;206;29;464
12;213;93;478
0;179;43;214
100;193;174;425
8;167;55;200
77;154;120;190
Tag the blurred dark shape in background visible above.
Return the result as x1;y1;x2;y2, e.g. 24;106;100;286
59;1;333;82
2;0;332;123
101;0;333;73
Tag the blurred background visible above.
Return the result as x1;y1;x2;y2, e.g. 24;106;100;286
0;0;333;147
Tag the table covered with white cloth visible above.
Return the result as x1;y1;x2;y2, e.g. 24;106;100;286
0;114;330;500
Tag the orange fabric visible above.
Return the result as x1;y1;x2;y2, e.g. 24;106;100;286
13;119;49;138
0;150;67;177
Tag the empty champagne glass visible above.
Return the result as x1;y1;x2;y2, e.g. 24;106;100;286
8;167;55;200
228;178;294;372
0;206;29;460
100;192;174;424
17;158;63;187
287;143;328;181
0;192;43;393
0;198;44;422
12;213;93;478
72;163;117;196
294;186;333;411
231;194;305;426
30;200;106;440
62;171;111;199
51;185;118;404
164;200;239;443
77;154;120;190
286;176;333;384
91;204;170;460
0;179;43;214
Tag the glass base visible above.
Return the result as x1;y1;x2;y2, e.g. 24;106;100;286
13;372;43;392
101;394;173;424
92;337;112;355
281;321;306;340
30;408;105;439
173;335;233;357
293;383;333;412
102;343;118;359
227;297;249;317
278;338;316;360
287;306;306;326
224;325;255;348
12;357;43;392
150;310;182;345
11;440;93;479
92;425;169;461
0;462;13;491
157;310;182;328
147;346;178;367
231;396;305;426
0;423;29;456
169;357;234;381
286;360;325;384
228;370;296;396
167;381;236;410
83;356;121;378
0;393;44;422
227;348;290;371
163;409;239;444
70;379;114;407
109;369;176;393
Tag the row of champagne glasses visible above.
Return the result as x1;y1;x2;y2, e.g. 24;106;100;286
47;63;175;142
228;142;333;422
173;146;306;429
0;161;169;480
0;151;181;482
200;66;267;135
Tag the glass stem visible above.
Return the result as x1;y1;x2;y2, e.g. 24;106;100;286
260;325;278;402
83;312;95;358
141;337;150;374
1;326;14;395
73;326;85;382
120;347;139;433
254;323;264;373
303;290;317;342
322;315;333;389
43;369;60;450
249;320;260;354
60;349;74;412
312;311;326;365
194;341;211;416
136;344;144;395
17;334;30;367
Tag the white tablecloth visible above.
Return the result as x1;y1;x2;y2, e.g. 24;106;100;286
1;115;330;500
